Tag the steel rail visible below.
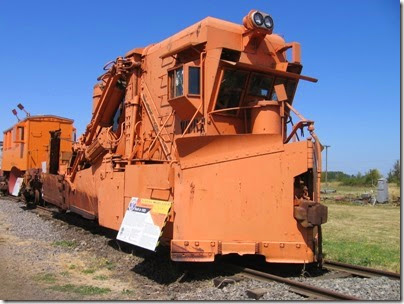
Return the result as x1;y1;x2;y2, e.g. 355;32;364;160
324;260;400;280
36;205;54;212
1;195;20;203
224;264;359;300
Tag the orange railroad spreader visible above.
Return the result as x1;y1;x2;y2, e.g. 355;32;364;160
43;10;327;264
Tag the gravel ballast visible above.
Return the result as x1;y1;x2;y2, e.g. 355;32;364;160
0;197;400;300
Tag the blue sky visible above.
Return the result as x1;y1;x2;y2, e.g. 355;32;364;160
0;0;399;176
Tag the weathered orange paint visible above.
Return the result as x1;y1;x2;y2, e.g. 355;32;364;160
42;10;327;264
2;115;74;173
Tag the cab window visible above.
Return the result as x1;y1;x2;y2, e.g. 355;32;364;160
188;67;200;95
169;67;184;99
215;69;248;115
248;74;274;99
271;78;297;101
285;80;297;100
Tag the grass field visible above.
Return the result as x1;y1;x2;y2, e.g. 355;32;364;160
321;182;400;273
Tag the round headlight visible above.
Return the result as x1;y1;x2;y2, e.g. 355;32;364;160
253;12;264;26
264;15;273;29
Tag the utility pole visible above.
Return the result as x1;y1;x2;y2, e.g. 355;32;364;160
324;145;331;191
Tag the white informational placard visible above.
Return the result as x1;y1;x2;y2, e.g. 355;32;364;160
12;177;24;196
41;161;47;173
117;197;172;251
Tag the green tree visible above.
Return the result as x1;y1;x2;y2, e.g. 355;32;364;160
340;169;382;186
387;160;400;185
364;169;382;186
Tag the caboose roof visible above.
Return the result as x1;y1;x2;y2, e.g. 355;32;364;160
3;115;74;133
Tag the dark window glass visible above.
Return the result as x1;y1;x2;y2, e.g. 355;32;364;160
188;67;200;95
248;74;274;98
215;69;248;115
169;70;174;99
271;78;297;101
286;80;297;100
17;126;24;141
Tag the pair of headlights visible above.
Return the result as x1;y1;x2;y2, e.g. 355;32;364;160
252;11;274;30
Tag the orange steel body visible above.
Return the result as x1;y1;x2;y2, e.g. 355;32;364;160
42;10;327;263
2;115;75;175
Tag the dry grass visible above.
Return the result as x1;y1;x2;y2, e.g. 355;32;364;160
321;182;400;272
323;181;400;201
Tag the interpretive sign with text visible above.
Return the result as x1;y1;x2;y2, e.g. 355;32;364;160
117;197;172;251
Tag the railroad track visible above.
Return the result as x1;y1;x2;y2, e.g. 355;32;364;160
1;195;20;203
223;261;400;300
323;260;400;280
224;264;359;300
2;195;60;218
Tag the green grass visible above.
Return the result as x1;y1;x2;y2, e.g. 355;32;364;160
50;284;111;295
34;273;57;283
322;199;400;272
82;268;96;274
324;239;399;268
121;289;134;295
105;261;116;270
94;258;116;270
93;275;108;281
52;240;78;248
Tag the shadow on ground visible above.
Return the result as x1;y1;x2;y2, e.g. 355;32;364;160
25;203;327;285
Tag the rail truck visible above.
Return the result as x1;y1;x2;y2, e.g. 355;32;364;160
42;10;328;264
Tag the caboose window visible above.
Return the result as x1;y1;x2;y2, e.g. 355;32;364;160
188;67;200;95
215;69;248;115
17;126;24;141
169;67;184;99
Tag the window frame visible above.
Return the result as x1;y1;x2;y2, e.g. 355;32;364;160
212;67;299;117
187;66;201;97
213;67;250;117
168;63;201;101
17;126;24;141
168;65;185;100
247;72;276;100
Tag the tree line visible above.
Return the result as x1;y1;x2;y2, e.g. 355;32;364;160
321;160;400;186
